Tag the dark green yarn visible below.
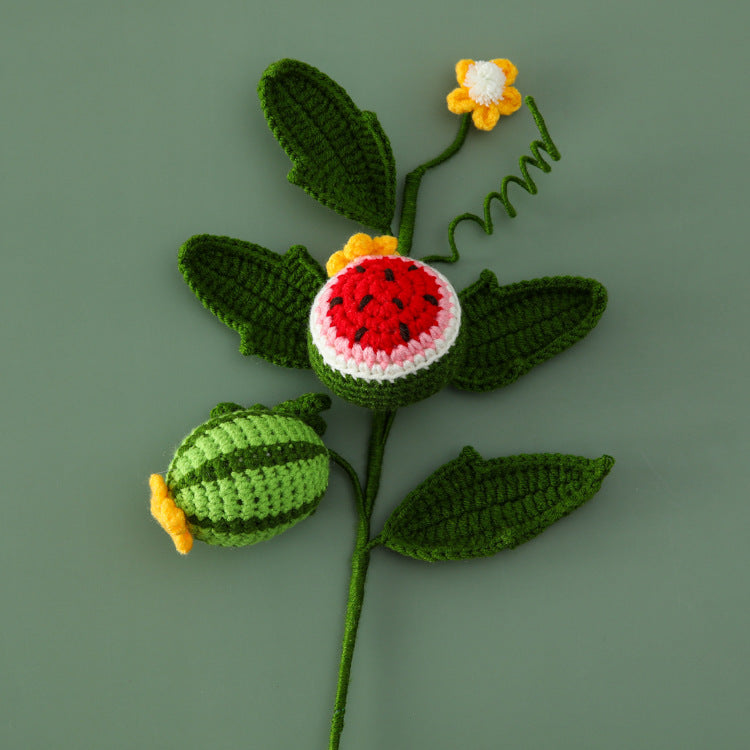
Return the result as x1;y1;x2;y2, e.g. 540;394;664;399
178;234;325;369
166;395;331;548
397;113;471;256
328;410;394;750
210;402;245;418
272;393;332;436
454;271;607;392
208;395;332;436
377;447;614;561
258;59;397;233
169;440;328;492
308;327;465;410
186;493;323;536
422;96;561;265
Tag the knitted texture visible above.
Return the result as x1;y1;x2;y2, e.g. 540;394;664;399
258;59;396;233
147;57;617;750
446;59;522;131
378;447;614;561
327;234;398;277
424;96;561;265
178;234;325;369
309;254;462;409
149;474;193;555
397;114;471;258
150;395;331;552
454;271;607;392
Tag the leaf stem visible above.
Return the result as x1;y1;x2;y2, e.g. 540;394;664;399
329;449;366;517
396;114;471;256
329;409;396;750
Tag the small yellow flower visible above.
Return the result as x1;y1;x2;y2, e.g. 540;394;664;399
149;474;193;555
326;233;399;277
447;59;521;131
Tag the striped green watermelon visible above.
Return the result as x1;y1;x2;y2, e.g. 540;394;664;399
150;394;330;553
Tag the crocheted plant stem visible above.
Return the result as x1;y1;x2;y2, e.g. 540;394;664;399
329;409;396;750
423;96;560;265
329;449;366;517
396;113;471;256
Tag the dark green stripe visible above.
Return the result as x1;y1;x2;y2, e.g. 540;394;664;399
171;411;267;465
170;440;327;491
186;492;322;535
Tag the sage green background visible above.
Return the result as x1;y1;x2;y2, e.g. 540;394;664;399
2;1;748;748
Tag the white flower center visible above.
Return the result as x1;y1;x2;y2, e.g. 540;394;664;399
464;61;506;106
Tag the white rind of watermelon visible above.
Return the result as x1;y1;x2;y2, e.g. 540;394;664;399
309;255;461;383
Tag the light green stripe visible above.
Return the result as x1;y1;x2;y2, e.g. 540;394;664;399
174;454;329;522
169;414;315;484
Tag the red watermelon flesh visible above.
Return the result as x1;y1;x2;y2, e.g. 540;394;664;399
310;255;461;382
326;256;442;355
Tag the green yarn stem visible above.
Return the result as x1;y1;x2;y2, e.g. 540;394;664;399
422;96;561;265
396;114;471;256
329;450;366;517
329;409;396;750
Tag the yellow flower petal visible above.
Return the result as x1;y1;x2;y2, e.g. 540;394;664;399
497;86;522;115
371;235;399;255
446;88;475;114
326;233;399;277
326;252;349;277
491;58;518;86
149;474;193;555
472;104;501;131
345;233;372;255
455;59;473;86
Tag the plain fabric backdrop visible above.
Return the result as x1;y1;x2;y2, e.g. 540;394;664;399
1;1;748;749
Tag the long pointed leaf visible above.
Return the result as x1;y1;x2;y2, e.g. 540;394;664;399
454;271;607;391
178;234;325;369
258;59;396;232
379;447;614;561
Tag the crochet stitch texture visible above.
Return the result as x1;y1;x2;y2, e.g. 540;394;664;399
151;396;331;551
148;57;615;750
309;253;462;408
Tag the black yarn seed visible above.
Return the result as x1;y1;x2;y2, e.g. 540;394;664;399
358;294;374;310
423;294;439;306
329;296;343;308
392;297;404;310
399;322;411;342
384;268;395;282
355;265;366;273
354;327;367;342
407;264;417;271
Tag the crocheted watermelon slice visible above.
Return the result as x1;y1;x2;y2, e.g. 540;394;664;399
309;255;462;408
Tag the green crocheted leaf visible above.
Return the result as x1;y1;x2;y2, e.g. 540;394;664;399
178;234;326;369
379;448;614;562
454;271;607;392
258;59;396;232
272;393;332;436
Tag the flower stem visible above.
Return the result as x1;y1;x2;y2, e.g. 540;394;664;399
396;113;471;256
329;450;365;517
329;409;396;750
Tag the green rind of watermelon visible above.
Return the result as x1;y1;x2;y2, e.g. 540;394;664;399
166;405;330;548
308;326;466;409
187;489;326;547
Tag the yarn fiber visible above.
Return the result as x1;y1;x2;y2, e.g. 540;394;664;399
309;254;462;409
151;398;330;551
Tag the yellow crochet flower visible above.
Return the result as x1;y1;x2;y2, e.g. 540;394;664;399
447;59;521;131
149;474;193;555
326;233;399;277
